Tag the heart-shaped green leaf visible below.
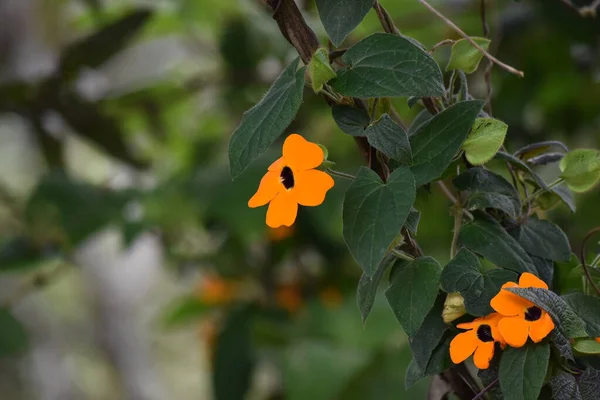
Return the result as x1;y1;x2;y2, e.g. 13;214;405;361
364;114;412;164
559;149;600;193
315;0;375;46
499;343;550;400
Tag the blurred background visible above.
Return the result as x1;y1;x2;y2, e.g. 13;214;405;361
0;0;599;399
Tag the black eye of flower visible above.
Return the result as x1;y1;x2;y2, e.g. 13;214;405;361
524;306;542;322
476;324;494;343
280;166;295;190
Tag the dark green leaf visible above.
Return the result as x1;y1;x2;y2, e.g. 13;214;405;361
405;208;421;234
440;248;517;316
553;254;582;294
59;9;152;79
315;0;375;46
562;293;600;336
330;33;444;98
407;109;433;137
453;167;522;219
228;59;305;179
162;296;210;328
579;368;600;400
529;255;554;289
458;216;538;275
551;330;574;361
509;219;571;262
0;308;28;357
499;343;550;400
213;307;254;400
405;359;424;389
552;184;576;212
364;114;412;164
332;105;370;137
385;257;442;337
410;100;484;186
357;252;395;324
408;294;448;369
478;353;503;400
495;151;549;190
506;287;587;338
0;237;46;272
550;371;582;400
343;166;416;277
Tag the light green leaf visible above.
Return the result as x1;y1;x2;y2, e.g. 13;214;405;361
440;248;517;316
410;100;484;185
228;59;305;179
562;293;600;336
462;117;508;165
343;166;416;277
364;114;412;164
509;219;571;262
573;338;600;354
446;37;491;74
356;252;394;324
506;287;588;338
330;33;444;98
315;0;375;46
559;149;600;193
385;257;442;337
162;296;210;328
332;105;370;136
0;308;28;356
458;216;538;275
453;167;522;219
309;47;336;92
499;343;550;400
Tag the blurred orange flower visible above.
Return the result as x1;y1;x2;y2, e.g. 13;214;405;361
450;313;505;370
248;134;334;228
276;285;303;314
196;275;236;305
490;273;555;347
596;337;600;344
319;286;343;309
268;225;294;241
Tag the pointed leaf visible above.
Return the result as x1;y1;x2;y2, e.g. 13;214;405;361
559;149;600;193
573;338;600;354
332;105;370;136
343;166;416;277
462;117;508;165
495;151;549;190
228;59;306;179
330;33;444;98
410;100;484;185
562;293;600;336
499;343;550;400
550;371;582;400
316;0;375;46
509;219;571;262
447;37;491;74
357;252;394;324
408;294;449;368
385;257;442;337
309;47;336;92
364;114;412;164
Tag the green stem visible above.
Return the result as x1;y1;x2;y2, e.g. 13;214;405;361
391;249;414;262
524;178;564;203
327;168;356;180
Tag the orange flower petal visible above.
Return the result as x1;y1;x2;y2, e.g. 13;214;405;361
249;171;281;208
518;272;548;289
596;337;600;344
456;319;481;330
268;157;285;172
490;282;532;316
529;312;555;343
293;169;334;206
498;316;529;348
266;191;298;228
282;134;324;171
450;330;478;364
473;341;495;370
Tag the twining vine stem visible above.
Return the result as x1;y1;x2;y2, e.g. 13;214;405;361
580;227;600;297
471;377;499;400
326;168;356;180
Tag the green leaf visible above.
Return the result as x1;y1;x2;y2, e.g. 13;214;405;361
408;294;449;369
446;37;491;74
573;338;600;354
453;167;522;219
579;368;600;400
0;308;28;356
499;343;550;400
342;166;416;277
0;237;46;272
536;183;576;213
357;252;395;324
440;248;517;316
559;149;600;193
228;59;305;179
315;0;375;46
506;287;587;338
405;336;453;389
462;117;508;165
553;254;582;294
458;216;538;275
330;33;444;98
405;208;421;235
407;109;433;137
162;296;210;328
479;354;503;400
551;330;575;361
495;151;549;190
410;100;484;186
514;141;569;161
309;47;336;92
550;371;582;400
562;293;600;336
509;219;571;262
332;105;370;136
385;257;442;337
364;114;412;164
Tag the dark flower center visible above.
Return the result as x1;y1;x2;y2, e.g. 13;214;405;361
280;166;294;190
476;324;494;343
525;306;542;322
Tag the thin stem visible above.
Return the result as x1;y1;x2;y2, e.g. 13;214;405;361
580;227;600;297
392;248;415;262
451;205;463;259
417;0;524;77
480;0;493;115
524;178;564;203
327;168;356;180
373;2;399;34
370;98;379;121
472;377;499;400
438;181;474;220
430;39;455;53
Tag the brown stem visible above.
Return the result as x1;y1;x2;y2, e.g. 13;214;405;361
580;227;600;297
472;377;499;400
269;0;319;64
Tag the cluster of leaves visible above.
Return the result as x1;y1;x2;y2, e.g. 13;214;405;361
227;0;600;399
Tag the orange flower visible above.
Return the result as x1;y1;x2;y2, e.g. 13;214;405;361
248;134;334;228
268;225;294;241
196;275;236;305
450;313;505;370
276;285;303;314
490;272;555;348
596;337;600;344
319;286;343;309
